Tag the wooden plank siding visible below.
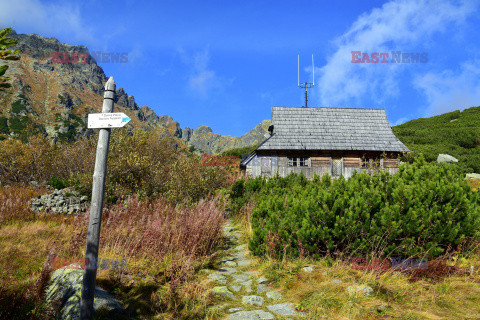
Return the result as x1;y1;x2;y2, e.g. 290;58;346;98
311;156;331;167
343;157;361;167
383;158;400;168
243;153;401;179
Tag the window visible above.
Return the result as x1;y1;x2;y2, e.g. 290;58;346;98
288;157;310;167
362;158;380;169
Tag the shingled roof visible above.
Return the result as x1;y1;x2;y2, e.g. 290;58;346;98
256;107;409;152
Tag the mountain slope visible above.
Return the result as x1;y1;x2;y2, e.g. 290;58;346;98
393;106;480;172
0;30;269;153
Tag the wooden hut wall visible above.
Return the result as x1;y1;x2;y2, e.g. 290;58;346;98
244;152;400;178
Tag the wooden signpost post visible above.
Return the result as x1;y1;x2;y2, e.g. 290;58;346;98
80;77;130;319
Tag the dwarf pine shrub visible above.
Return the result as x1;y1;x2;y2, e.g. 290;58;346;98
248;157;480;259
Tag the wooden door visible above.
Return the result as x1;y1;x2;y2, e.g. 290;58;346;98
332;158;343;178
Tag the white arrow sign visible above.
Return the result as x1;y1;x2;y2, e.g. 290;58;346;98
87;113;131;129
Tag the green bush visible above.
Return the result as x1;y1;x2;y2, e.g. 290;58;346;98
222;144;259;159
230;179;244;199
10;100;27;114
48;176;69;189
248;157;480;259
0;116;9;134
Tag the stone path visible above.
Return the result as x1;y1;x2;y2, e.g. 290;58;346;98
207;221;306;320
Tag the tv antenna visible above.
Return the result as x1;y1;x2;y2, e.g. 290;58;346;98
298;54;314;108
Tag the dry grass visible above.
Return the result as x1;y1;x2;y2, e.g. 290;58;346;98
0;186;227;319
252;255;480;320
467;178;480;191
0;186;47;223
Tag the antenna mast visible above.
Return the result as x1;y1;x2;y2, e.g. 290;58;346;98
298;54;315;108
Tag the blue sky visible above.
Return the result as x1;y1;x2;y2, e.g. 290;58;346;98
2;0;480;136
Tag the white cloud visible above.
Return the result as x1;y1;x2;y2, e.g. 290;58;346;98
189;49;217;97
0;0;95;44
316;0;478;107
392;116;410;126
414;61;480;116
179;48;228;98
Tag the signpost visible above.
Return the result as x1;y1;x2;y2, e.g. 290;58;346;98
87;112;131;129
80;77;127;319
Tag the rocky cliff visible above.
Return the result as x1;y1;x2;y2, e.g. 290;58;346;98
0;30;269;153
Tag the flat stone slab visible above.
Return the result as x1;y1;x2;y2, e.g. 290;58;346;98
257;276;268;284
230;285;242;292
221;260;237;267
208;273;228;284
231;231;243;238
257;283;269;293
242;295;264;306
218;267;237;275
240;279;253;293
229;310;274;320
212;286;235;299
233;251;246;260
331;279;342;284
229;307;244;313
229;311;260;320
236;258;253;267
267;303;301;316
235;244;247;251
232;273;250;282
254;310;275;319
266;291;282;300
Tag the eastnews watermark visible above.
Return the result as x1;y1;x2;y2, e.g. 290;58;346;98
52;256;128;270
201;155;238;167
350;257;428;270
351;51;428;63
51;51;128;64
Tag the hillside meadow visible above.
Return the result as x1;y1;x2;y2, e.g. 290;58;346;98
393;106;480;173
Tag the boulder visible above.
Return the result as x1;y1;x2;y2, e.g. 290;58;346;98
45;268;126;320
212;286;235;299
229;310;274;320
346;285;374;296
266;303;304;316
437;154;459;163
466;173;480;179
256;276;268;284
266;291;282;300
242;295;264;306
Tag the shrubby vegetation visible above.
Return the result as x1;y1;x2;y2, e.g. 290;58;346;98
231;157;480;259
221;144;259;159
393;106;480;173
0;129;235;318
0;129;236;203
0;187;226;319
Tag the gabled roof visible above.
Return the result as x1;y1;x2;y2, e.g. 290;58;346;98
256;107;409;152
240;151;256;167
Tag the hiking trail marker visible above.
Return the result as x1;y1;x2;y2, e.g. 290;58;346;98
80;77;125;320
87;112;131;129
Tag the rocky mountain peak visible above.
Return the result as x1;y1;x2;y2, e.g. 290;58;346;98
1;30;270;153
